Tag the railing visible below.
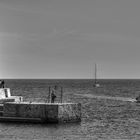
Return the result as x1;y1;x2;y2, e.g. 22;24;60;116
47;86;64;103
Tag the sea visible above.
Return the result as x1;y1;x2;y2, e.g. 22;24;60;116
1;79;140;140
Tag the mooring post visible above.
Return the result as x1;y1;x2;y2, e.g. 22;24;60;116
60;87;63;103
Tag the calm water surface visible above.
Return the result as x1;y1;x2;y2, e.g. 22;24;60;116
1;79;140;140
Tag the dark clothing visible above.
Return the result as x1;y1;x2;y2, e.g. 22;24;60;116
0;80;4;88
51;89;56;103
136;95;140;103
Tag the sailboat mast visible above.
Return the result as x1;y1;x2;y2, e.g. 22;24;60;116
94;63;100;87
95;63;97;85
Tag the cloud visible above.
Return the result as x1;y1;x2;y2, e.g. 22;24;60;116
0;32;42;41
0;1;42;15
0;32;22;38
45;28;77;39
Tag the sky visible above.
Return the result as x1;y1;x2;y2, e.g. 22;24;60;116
1;0;140;79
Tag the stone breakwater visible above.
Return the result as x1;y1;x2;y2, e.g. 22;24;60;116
2;102;81;123
75;93;136;102
0;88;81;123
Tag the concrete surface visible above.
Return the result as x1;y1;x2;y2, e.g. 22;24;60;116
3;102;81;123
0;88;23;103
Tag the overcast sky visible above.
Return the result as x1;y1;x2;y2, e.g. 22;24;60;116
1;0;140;79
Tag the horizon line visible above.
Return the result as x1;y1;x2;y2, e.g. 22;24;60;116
1;78;140;80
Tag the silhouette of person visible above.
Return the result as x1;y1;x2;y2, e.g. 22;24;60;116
0;80;4;88
51;87;57;103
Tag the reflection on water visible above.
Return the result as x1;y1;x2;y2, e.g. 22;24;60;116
0;121;82;139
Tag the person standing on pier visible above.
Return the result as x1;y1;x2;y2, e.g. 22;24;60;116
0;80;4;88
51;86;57;103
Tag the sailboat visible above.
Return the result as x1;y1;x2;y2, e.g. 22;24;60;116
94;64;100;87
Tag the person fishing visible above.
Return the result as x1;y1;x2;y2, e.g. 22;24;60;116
0;80;4;88
50;86;57;103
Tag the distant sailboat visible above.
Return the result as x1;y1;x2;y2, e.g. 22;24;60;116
94;64;100;87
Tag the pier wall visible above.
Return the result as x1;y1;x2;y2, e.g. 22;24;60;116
3;102;81;123
58;103;81;122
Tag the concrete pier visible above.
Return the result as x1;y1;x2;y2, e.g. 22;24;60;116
2;102;81;123
0;88;81;123
0;88;23;103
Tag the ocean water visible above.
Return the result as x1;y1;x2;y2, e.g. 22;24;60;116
1;79;140;140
